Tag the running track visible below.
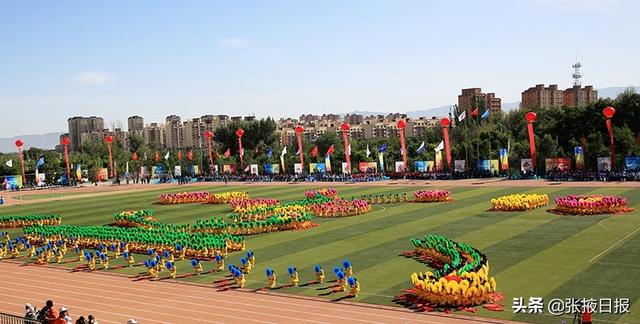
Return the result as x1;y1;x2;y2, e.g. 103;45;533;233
0;261;520;324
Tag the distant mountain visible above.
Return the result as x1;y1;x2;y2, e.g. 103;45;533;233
596;86;639;99
0;132;64;153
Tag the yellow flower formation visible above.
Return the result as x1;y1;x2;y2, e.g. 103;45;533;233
408;235;498;308
490;194;549;211
207;192;249;204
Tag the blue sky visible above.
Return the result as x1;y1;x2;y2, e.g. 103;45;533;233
0;0;638;137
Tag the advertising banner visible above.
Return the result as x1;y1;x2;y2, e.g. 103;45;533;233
477;160;499;172
250;164;259;175
435;151;443;171
499;148;509;171
454;160;465;173
4;175;22;190
294;163;303;174
394;161;405;172
309;163;317;173
574;146;585;170
174;166;182;177
341;162;349;174
597;157;611;172
624;156;640;171
521;159;533;173
316;163;326;173
414;161;427;172
98;168;109;181
222;164;236;173
545;157;571;172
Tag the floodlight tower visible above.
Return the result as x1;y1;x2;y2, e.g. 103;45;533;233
572;61;582;86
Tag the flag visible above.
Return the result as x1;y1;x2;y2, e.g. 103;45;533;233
178;151;183;160
76;164;82;180
132;151;138;161
416;141;426;154
296;147;301;156
154;151;160;162
457;110;466;122
281;146;287;157
435;140;444;152
311;146;318;158
325;144;335;157
126;161;130;176
244;165;250;172
164;151;170;160
267;148;273;158
36;156;45;170
378;152;385;172
143;151;148;161
471;108;479;117
325;154;332;173
507;137;511;153
481;109;490;119
366;144;371;157
187;150;193;161
347;144;351;156
280;146;287;173
379;143;387;153
224;148;231;158
5;159;12;168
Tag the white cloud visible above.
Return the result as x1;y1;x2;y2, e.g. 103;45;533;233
74;71;112;85
219;37;248;48
527;0;623;12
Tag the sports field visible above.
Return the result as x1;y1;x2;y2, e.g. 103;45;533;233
2;183;639;324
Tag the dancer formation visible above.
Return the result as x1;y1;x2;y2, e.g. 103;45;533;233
489;194;549;211
400;235;502;311
549;195;634;215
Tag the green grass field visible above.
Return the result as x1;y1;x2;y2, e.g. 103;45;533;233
2;184;639;324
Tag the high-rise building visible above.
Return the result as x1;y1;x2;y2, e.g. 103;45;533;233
457;88;502;115
143;123;165;149
521;84;564;109
127;116;144;134
164;115;183;148
183;118;202;148
67;116;105;151
563;85;598;108
344;114;364;125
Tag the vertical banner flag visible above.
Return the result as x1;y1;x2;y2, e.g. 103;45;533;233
574;146;585;169
295;125;305;167
105;136;115;178
203;130;214;171
416;141;426;154
435;150;443;171
280;146;287;173
602;106;616;168
441;118;452;170
126;162;130;176
397;120;408;169
324;144;334;173
311;145;318;158
15;139;26;186
525;112;537;170
61;137;71;181
341;123;351;173
378;143;387;172
366;144;371;157
235;128;245;171
499;148;509;171
76;164;82;181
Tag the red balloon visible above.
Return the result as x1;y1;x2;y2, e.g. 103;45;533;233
235;128;244;138
525;112;537;123
104;135;113;143
603;106;616;119
340;122;350;131
440;118;451;128
61;137;70;146
396;120;407;129
295;125;305;133
15;139;24;148
203;130;214;139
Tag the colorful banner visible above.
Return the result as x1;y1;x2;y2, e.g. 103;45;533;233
499;148;509;171
394;161;405;172
98;168;109;181
545;158;571;172
324;155;332;173
309;163;317;173
477;160;499;172
316;163;326;173
454;160;466;173
263;163;275;174
625;156;640;171
174;166;182;177
378;152;385;172
521;159;533;173
294;163;303;174
76;164;82;181
574;146;585;170
597;157;612;172
435;151;443;171
358;162;377;173
4;175;22;190
250;164;259;175
414;161;427;172
223;164;237;173
426;161;435;172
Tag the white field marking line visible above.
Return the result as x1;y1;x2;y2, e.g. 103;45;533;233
589;226;640;263
0;287;173;324
3;264;419;323
1;280;267;324
598;217;613;229
6;268;375;324
0;300;120;324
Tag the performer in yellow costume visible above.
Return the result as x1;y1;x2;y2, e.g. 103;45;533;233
347;277;360;297
265;268;276;289
288;266;299;286
314;265;325;283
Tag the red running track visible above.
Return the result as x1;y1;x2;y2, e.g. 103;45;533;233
0;261;519;324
